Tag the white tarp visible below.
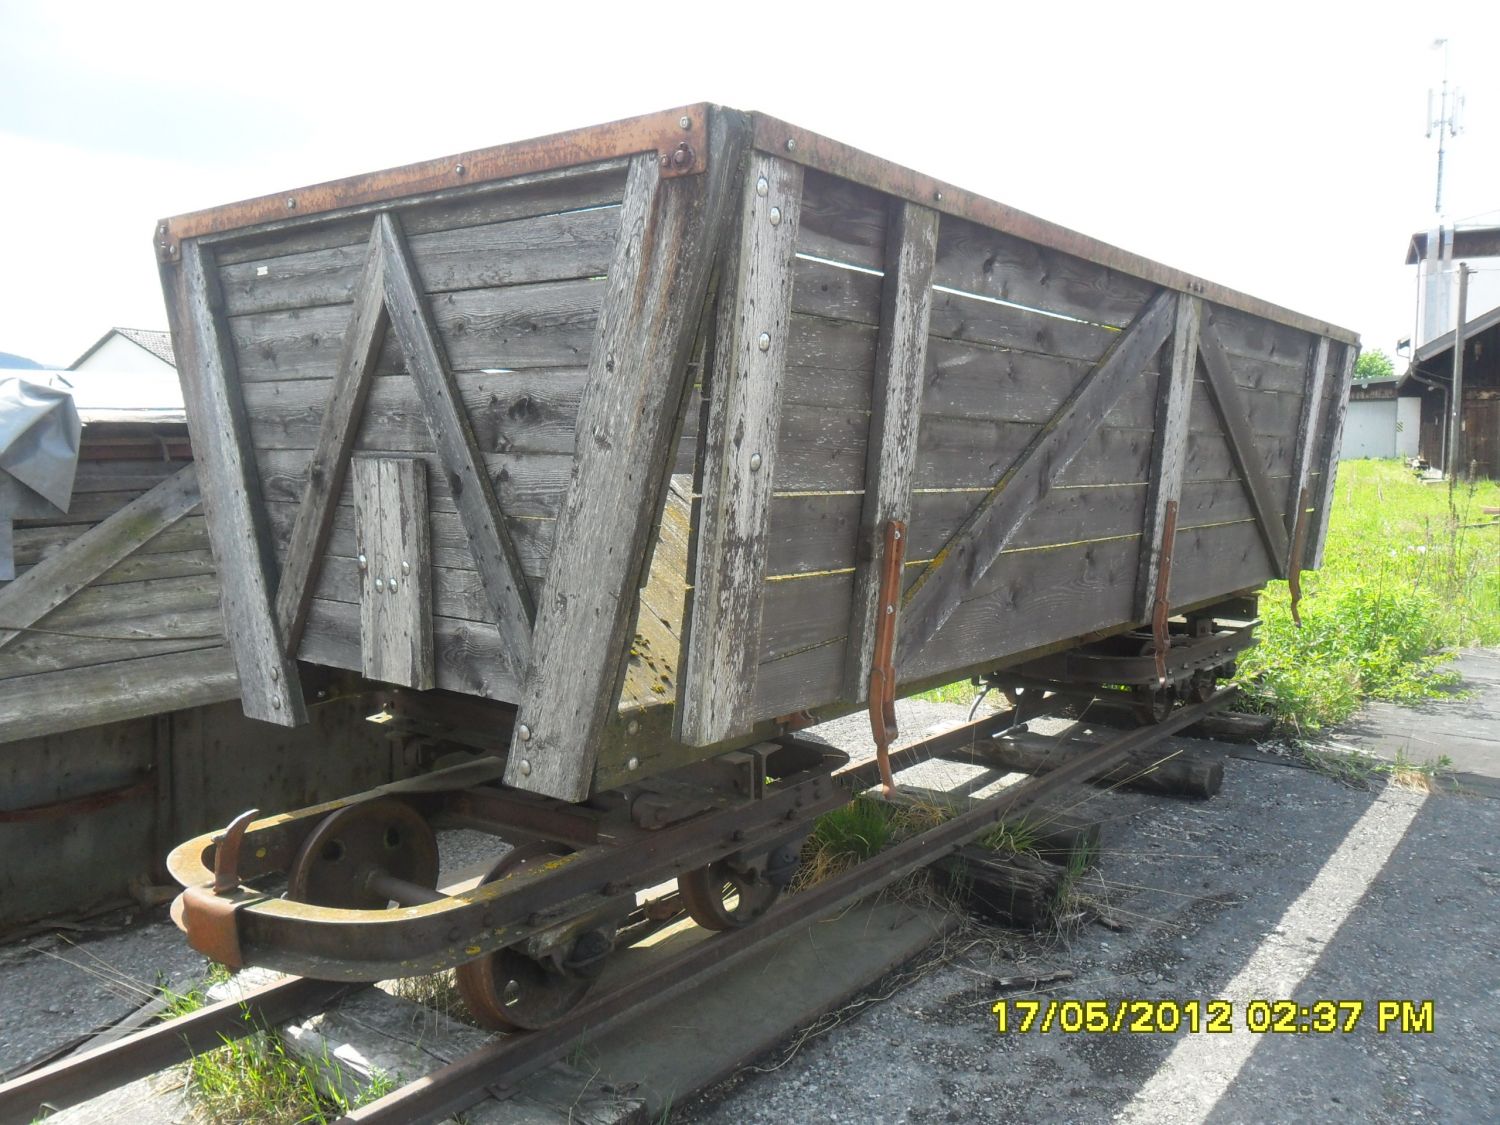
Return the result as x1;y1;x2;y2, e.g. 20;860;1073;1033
0;376;83;579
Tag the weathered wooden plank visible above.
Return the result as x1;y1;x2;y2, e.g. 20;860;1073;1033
751;636;845;719
1134;294;1200;620
258;447;572;520
272;225;388;651
1284;337;1330;543
244;368;587;455
13;490;151;527
914;416;1159;492
35;573;221;633
796;167;887;269
0;463;201;653
264;501;554;582
353;457;434;689
221;206;620;317
1186;379;1304;437
926;286;1117;364
677;151;804;746
785;312;878;378
933;213;1158;329
1203;303;1315;369
0;606;224;678
299;598;520;702
511;111;751;800
0;647;239;745
1306;342;1355;569
162;240;306;724
773;405;871;493
894;288;1174;671
213;163;629;267
378;210;536;671
227;278;604;383
1168;519;1274;607
1196;314;1291;576
845;201;938;703
902;536;1140;682
70;459;190;493
94;547;217;587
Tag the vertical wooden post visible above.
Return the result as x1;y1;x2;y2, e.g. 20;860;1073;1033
353;457;434;690
1134;293;1199;622
1305;342;1356;570
1283;336;1330;572
845;201;939;703
676;150;805;746
508;111;751;801
160;241;307;726
1448;262;1471;482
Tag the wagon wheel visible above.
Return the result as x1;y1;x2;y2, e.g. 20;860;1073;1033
1189;668;1218;704
1130;684;1175;725
286;798;439;908
678;839;800;931
454;844;605;1032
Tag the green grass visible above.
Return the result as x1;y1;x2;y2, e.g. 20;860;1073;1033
1236;459;1500;731
159;969;393;1124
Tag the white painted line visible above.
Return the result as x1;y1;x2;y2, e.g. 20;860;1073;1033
1118;784;1427;1124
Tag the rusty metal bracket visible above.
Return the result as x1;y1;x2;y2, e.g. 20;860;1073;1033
173;886;255;969
1150;500;1179;686
868;520;908;794
1287;486;1313;627
212;808;259;894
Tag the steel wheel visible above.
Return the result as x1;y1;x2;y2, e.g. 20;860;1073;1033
1189;668;1217;704
1130;684;1175;725
455;844;603;1032
286;798;438;908
678;858;782;931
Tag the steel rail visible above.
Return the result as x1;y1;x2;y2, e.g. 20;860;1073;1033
340;689;1234;1124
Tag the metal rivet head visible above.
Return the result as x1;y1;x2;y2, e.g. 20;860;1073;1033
286;198;297;209
627;719;640;735
270;668;279;683
756;176;769;197
934;190;943;202
785;138;796;152
886;604;895;615
517;724;531;742
757;332;771;352
769;206;782;226
893;528;902;541
454;163;466;175
388;576;398;592
374;577;384;591
628;756;640;771
749;452;763;472
357;553;368;570
402;560;410;574
518;759;532;776
679;115;692;129
271;696;281;710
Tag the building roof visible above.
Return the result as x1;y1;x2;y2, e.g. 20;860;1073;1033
68;327;176;370
1397;300;1500;394
1405;223;1500;265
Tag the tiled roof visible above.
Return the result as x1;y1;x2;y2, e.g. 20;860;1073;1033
114;327;176;366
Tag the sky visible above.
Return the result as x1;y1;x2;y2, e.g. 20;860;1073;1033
2;0;1497;367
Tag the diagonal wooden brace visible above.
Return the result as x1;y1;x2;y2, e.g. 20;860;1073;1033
868;520;908;794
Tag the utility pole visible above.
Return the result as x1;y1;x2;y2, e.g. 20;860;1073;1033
1427;39;1464;216
1448;262;1470;484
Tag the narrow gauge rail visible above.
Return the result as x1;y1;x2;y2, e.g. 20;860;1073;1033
0;692;1229;1125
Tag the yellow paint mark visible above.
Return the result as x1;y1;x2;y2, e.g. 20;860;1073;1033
465;945;482;956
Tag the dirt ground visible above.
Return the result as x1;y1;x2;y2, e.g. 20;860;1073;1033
2;653;1496;1124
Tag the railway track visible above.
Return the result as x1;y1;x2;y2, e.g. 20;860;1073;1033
0;691;1231;1125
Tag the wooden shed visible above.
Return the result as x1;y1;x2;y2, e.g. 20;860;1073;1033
155;104;1356;804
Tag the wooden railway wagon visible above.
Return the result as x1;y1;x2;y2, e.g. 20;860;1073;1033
156;105;1354;1011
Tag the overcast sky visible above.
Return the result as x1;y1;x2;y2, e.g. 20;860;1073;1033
2;0;1497;366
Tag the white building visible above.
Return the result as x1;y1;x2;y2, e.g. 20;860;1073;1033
68;327;176;378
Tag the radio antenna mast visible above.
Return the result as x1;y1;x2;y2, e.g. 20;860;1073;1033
1426;38;1464;216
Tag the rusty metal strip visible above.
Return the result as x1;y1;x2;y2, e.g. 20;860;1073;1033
867;520;907;794
750;114;1356;346
0;776;154;823
1287;486;1313;627
1151;500;1179;684
156;104;710;256
211;808;259;894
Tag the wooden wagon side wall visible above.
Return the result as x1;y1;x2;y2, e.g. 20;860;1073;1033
677;152;1353;745
0;428;239;743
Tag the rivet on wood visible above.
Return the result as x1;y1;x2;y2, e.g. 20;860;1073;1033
756;177;769;196
749;452;763;472
934;190;943;202
271;696;281;710
627;756;640;771
402;561;410;574
517;723;532;741
769;206;782;226
286;198;297;209
358;553;368;570
454;163;466;176
627;719;640;735
679;116;692;129
519;759;532;776
270;667;279;683
388;576;398;592
374;577;384;591
757;332;771;351
886;604;894;615
785;138;796;152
